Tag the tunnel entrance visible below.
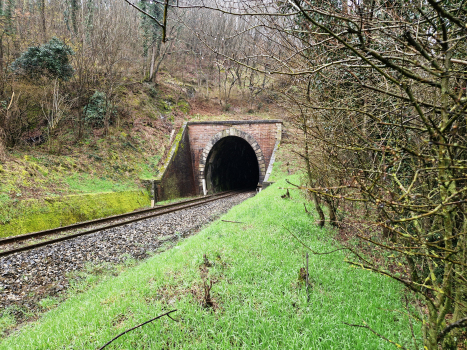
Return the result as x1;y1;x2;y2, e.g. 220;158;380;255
204;136;259;193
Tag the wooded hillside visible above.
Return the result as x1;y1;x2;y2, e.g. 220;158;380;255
0;0;466;348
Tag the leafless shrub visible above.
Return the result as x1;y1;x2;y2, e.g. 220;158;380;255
42;79;75;140
0;92;35;148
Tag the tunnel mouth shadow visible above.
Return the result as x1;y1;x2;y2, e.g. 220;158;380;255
205;136;259;193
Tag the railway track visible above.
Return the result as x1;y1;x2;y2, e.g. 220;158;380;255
0;191;240;257
1;190;255;326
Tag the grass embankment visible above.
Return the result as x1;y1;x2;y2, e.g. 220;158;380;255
0;176;419;349
0;79;187;232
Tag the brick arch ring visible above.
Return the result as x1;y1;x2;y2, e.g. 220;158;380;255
198;127;266;194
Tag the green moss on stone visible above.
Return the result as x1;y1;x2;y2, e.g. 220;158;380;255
156;124;186;181
163;175;181;199
0;190;150;238
177;100;190;114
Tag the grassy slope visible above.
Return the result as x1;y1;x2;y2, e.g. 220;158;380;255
0;74;283;230
0;74;281;203
0;175;419;349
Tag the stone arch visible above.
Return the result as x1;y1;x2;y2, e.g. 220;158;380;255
198;127;266;193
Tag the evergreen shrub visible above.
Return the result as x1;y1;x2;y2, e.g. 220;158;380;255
83;91;115;127
10;38;74;80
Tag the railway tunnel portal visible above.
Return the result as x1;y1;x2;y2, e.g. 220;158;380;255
154;120;282;201
203;135;261;193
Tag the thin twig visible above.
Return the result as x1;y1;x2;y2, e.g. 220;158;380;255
437;316;467;342
98;310;177;350
122;0;164;28
283;226;348;255
221;220;245;224
344;321;410;350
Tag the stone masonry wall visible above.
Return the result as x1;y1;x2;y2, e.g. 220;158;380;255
187;121;281;194
156;125;196;200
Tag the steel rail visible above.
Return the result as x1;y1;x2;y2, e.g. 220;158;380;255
0;191;241;257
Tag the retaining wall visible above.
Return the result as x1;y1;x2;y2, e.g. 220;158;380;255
154;123;196;201
154;120;282;201
0;190;150;238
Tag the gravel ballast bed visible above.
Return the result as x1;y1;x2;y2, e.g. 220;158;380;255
0;192;253;317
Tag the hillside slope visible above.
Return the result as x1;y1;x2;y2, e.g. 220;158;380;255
0;72;282;235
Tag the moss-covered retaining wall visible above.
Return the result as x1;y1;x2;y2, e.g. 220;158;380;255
0;190;150;238
155;123;196;201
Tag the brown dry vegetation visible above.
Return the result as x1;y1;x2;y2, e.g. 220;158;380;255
0;0;284;210
0;74;282;207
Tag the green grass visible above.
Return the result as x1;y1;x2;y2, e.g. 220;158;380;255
0;176;420;349
268;160;283;182
0;312;14;338
139;155;162;180
65;173;140;193
0;194;9;204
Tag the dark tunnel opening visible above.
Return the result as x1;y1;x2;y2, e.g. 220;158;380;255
205;136;259;192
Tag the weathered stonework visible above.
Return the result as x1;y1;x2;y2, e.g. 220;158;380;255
188;120;281;195
156;120;282;200
155;123;196;201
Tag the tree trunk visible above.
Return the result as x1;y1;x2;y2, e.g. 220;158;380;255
0;34;3;74
71;0;79;35
152;40;171;83
312;192;325;227
217;62;222;105
449;219;467;347
425;305;439;350
149;45;156;81
41;0;46;42
324;197;338;227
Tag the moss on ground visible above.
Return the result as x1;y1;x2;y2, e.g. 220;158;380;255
0;190;150;238
177;99;190;114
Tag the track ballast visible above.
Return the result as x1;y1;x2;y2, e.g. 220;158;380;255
0;191;254;320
